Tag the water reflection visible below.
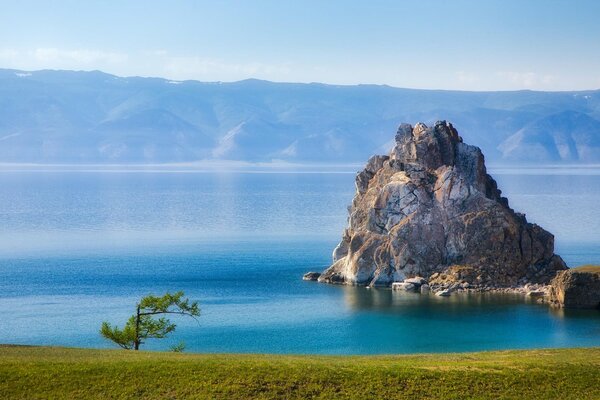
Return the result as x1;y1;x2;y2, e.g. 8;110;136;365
342;286;530;312
548;305;600;320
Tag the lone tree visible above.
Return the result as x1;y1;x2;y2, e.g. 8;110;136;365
101;291;199;351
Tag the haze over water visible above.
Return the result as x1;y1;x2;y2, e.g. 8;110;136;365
0;169;598;353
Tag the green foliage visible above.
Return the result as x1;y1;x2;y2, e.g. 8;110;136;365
170;342;186;353
1;346;600;399
100;291;199;350
100;318;136;350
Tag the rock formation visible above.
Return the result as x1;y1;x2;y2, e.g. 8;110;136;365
303;272;321;281
549;266;600;309
317;121;566;288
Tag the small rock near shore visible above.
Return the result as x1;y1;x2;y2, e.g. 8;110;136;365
303;272;321;281
404;277;427;286
392;282;418;291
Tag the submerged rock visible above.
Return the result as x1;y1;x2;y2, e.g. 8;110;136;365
549;266;600;309
316;121;566;289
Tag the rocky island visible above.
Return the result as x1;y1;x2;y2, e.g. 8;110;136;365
306;121;568;293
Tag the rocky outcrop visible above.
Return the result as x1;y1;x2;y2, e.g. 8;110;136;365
303;272;321;281
549;266;600;309
317;121;567;288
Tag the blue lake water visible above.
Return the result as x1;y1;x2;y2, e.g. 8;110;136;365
0;169;599;354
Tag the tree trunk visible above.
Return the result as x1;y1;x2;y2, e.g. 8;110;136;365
134;304;140;350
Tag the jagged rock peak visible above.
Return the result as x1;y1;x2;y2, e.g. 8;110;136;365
318;121;566;288
392;121;462;169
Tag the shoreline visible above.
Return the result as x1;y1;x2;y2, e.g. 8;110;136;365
307;265;600;308
2;342;599;355
305;272;553;297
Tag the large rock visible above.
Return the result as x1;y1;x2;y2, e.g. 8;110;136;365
317;121;566;288
549;266;600;309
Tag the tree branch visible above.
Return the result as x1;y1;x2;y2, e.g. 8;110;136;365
138;311;198;317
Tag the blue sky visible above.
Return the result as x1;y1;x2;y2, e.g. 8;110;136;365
1;0;599;90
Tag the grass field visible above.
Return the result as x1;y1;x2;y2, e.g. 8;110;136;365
1;345;599;399
572;265;600;273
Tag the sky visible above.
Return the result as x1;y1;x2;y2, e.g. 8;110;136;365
1;0;600;91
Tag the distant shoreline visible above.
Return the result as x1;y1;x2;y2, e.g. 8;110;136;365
0;162;599;175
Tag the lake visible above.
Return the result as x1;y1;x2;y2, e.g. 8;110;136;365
0;168;599;354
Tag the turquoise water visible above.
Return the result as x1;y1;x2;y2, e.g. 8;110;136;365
0;170;599;354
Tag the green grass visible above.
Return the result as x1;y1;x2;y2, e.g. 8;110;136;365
1;346;599;399
572;265;600;274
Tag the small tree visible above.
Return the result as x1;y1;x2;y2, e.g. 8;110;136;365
101;291;199;351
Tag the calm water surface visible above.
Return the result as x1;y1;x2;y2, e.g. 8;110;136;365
0;170;599;354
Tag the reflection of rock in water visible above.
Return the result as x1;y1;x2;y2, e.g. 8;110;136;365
318;121;566;288
342;286;398;310
342;286;527;312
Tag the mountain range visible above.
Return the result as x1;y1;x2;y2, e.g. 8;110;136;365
1;68;599;165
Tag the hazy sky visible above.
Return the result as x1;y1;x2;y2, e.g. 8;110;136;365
1;0;599;90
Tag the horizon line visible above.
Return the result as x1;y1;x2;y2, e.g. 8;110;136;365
3;67;600;94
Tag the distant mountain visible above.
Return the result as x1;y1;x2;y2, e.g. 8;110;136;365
499;111;600;162
0;68;599;165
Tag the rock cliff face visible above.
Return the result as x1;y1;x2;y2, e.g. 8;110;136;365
318;121;566;288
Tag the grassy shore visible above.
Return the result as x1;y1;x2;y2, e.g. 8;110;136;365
1;346;599;399
572;264;600;273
